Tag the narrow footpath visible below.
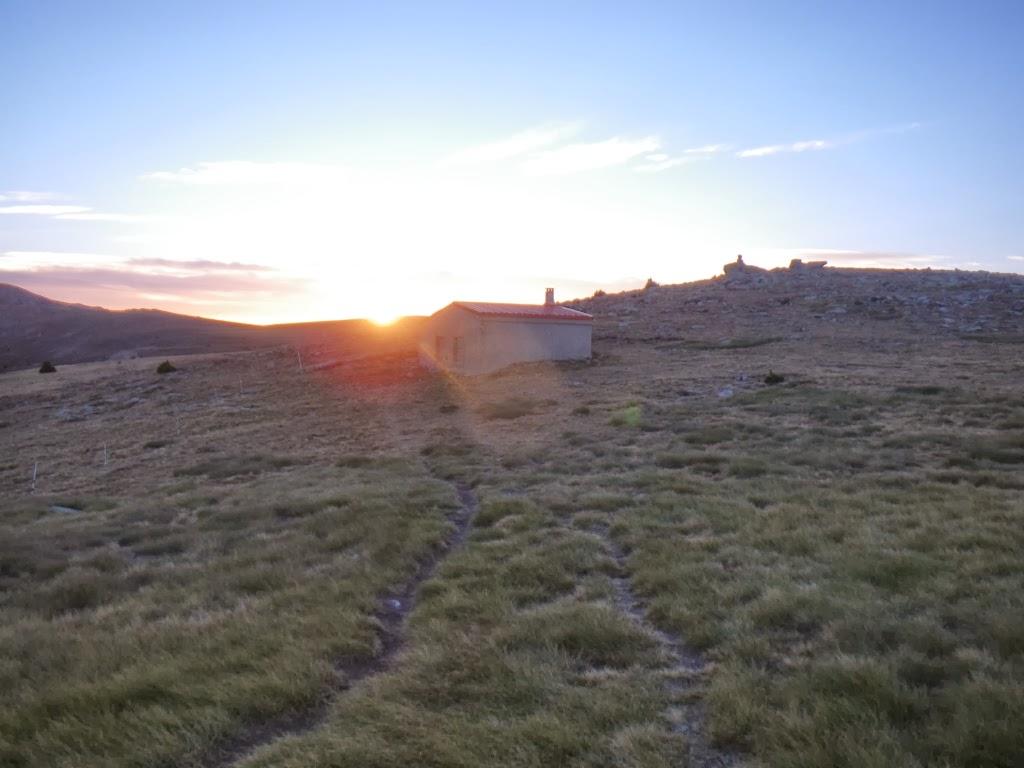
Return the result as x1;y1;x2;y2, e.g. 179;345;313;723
600;527;739;768
196;481;478;768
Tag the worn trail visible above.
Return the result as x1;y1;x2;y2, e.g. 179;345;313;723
600;529;739;768
195;482;478;768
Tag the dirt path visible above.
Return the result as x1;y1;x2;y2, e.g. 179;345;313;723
600;529;739;768
195;481;478;768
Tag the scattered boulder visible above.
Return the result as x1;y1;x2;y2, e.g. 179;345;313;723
789;258;827;271
48;504;81;515
156;360;177;374
723;255;772;287
39;361;56;374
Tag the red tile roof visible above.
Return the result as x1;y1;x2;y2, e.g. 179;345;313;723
451;301;593;322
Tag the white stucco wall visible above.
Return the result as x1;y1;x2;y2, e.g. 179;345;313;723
418;305;484;372
477;317;591;373
419;305;592;375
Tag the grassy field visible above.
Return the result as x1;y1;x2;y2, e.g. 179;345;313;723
1;329;1022;767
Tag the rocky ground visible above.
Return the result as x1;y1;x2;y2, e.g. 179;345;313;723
575;263;1024;345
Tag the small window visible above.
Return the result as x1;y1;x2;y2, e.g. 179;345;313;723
435;335;445;360
453;336;464;366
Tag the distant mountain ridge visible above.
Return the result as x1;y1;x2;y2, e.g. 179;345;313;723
6;265;1024;373
0;283;419;372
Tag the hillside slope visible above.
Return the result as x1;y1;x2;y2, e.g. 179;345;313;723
573;264;1024;347
0;283;421;372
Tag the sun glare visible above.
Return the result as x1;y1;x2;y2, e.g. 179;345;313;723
368;312;400;326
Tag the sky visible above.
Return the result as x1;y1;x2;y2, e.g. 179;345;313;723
2;1;1023;324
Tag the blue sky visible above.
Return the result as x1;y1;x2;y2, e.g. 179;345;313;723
2;1;1022;322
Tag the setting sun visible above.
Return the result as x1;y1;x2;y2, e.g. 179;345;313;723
368;312;400;327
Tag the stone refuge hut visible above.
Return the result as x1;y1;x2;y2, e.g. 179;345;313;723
419;289;593;375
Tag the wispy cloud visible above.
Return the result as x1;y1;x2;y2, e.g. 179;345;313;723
0;204;92;215
634;155;693;173
737;123;920;159
1;251;275;275
737;139;831;158
683;144;730;155
633;143;729;173
52;212;152;222
0;251;298;310
1008;255;1024;262
441;126;690;175
127;257;272;272
142;160;347;185
441;124;580;167
523;136;661;175
0;191;59;203
0;204;149;222
756;248;948;269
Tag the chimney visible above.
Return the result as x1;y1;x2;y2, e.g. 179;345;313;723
545;287;555;306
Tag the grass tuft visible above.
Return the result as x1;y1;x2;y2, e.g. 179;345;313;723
174;454;297;479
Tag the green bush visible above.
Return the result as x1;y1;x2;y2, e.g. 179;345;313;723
38;361;56;374
156;360;176;374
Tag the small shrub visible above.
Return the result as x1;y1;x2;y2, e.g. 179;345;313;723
609;404;642;428
39;361;57;374
572;405;591;415
643;277;659;290
592;289;606;298
156;360;176;374
439;404;459;414
764;370;785;385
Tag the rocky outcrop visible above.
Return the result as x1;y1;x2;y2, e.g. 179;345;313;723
575;265;1024;345
722;255;773;287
